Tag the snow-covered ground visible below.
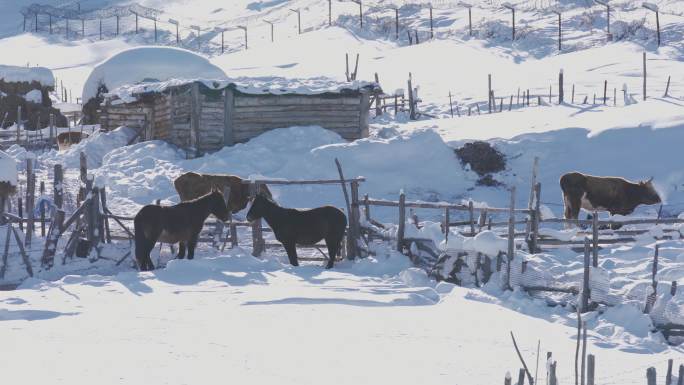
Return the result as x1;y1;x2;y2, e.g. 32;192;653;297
1;0;684;383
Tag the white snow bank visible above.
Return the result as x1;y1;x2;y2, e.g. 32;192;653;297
439;230;507;256
92;126;473;213
0;64;54;86
23;89;42;104
108;76;379;104
82;46;227;103
42;127;137;169
0;150;18;185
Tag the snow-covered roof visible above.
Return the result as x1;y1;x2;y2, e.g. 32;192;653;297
0;65;54;87
107;76;381;104
82;46;227;103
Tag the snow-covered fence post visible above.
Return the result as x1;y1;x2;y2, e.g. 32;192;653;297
644;245;659;313
587;354;595;385
41;209;64;269
580;237;590;312
646;367;656;385
407;74;416;120
25;158;35;246
53;164;63;209
592;212;598;266
506;186;516;290
397;190;406;252
527;183;541;253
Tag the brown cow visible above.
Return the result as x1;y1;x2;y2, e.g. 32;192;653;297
173;172;272;213
560;172;661;220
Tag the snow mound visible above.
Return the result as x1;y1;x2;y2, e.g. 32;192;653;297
0;150;17;185
440;230;507;256
24;89;42;104
0;64;54;86
43;127;137;169
82;46;227;103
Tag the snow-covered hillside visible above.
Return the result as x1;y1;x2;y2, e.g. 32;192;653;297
1;1;684;384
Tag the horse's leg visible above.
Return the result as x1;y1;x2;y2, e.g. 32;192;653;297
141;240;156;271
176;242;186;259
283;241;299;267
135;226;158;271
186;233;199;260
324;236;340;269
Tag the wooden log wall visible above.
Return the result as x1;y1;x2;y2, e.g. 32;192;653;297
102;82;372;154
230;92;367;143
100;102;151;131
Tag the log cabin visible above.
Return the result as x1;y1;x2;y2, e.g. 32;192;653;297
99;77;380;155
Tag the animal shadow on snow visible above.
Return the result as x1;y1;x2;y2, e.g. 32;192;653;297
0;309;79;322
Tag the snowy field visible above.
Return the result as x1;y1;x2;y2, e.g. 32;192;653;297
1;0;684;384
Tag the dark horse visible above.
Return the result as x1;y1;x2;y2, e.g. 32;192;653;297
246;194;347;269
134;189;230;271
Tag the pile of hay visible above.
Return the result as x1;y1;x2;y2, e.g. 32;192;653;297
455;141;506;187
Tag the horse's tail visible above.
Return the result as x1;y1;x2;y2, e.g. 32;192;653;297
133;209;155;271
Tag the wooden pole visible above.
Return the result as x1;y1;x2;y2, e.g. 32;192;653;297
429;6;434;39
666;359;673;385
468;200;475;235
587;354;595;385
603;80;607;104
592;212;598;267
53;164;63;209
328;0;332;26
41;209;65;269
559;70;564;104
678;365;683;385
350;180;361;259
488;74;492;113
646;367;656;385
449;92;454;117
506;186;516;290
581;321;587;385
643;52;647;100
25;158;35;246
100;187;111;243
655;11;660;47
395;8;399;40
397;190;406;252
40;181;45;237
468;7;472;36
581;238;590;312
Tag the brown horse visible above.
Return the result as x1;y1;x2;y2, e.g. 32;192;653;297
134;189;230;271
174;172;272;213
246;194;347;269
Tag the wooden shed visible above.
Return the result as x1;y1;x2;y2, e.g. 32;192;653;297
100;78;380;154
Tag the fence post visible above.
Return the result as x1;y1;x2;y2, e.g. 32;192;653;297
88;186;101;261
643;52;647;101
350;179;362;258
250;183;264;257
504;372;511;385
41;209;65;269
526;157;539;236
506;186;516;290
549;361;557;385
672;281;678;296
666;359;673;385
100;187;111;243
397;190;406;252
468;200;475;235
646;367;656;385
444;207;450;240
40;181;45;237
53;164;63;209
49;113;55;146
587;354;595;385
559;70;564;104
644;245;659;313
677;365;683;385
528;183;541;253
516;368;525;385
592;211;598;267
581;237;591;312
18;197;23;231
25;158;35;246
